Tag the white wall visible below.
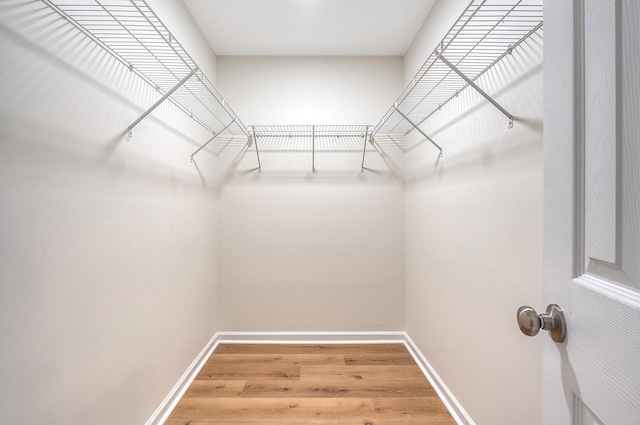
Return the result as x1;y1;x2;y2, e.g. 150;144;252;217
0;1;220;424
0;0;545;422
402;1;544;425
218;56;401;125
216;56;406;331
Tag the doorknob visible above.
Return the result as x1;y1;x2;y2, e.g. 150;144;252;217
517;304;566;343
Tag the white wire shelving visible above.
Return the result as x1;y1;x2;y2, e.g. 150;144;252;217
37;0;543;173
372;0;544;158
249;125;372;173
40;0;257;165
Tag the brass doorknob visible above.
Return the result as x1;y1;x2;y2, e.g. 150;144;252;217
517;304;566;343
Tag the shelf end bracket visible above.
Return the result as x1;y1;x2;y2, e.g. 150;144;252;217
312;125;316;173
394;107;443;157
251;127;262;173
128;69;196;133
190;117;235;162
360;126;370;173
437;55;514;127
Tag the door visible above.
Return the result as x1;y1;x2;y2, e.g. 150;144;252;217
543;1;640;424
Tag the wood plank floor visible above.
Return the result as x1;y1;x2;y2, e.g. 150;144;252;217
166;343;456;425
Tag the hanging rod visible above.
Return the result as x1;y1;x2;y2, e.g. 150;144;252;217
40;0;256;165
372;0;543;152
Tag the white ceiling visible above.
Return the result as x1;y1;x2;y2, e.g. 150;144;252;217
182;0;436;56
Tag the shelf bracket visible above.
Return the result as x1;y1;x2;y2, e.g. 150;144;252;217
394;106;443;157
252;127;262;173
437;55;514;128
360;126;369;172
127;69;196;133
190;117;236;162
312;125;316;173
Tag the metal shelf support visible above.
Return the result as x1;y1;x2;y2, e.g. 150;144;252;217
394;106;443;157
251;127;262;173
360;126;371;172
312;125;316;173
128;69;196;134
190;117;236;161
437;54;514;128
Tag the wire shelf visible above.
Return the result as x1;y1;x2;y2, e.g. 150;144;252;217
252;125;369;140
373;0;543;145
248;125;372;172
41;0;250;151
37;0;541;172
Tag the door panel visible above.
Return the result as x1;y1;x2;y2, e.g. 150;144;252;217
620;1;640;288
570;1;640;424
570;276;640;424
583;0;640;289
545;1;640;424
584;0;617;265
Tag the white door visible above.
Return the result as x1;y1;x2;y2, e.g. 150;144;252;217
542;1;640;424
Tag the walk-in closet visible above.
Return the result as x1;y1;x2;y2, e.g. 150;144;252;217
3;0;638;424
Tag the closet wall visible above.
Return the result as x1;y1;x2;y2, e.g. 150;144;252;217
216;56;406;331
0;1;220;424
403;1;544;425
0;0;545;423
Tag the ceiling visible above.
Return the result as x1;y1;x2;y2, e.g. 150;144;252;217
182;0;436;56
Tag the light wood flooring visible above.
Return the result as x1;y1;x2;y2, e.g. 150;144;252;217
165;343;456;425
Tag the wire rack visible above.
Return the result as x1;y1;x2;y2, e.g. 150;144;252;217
249;125;372;172
252;125;369;140
373;0;543;154
41;0;251;160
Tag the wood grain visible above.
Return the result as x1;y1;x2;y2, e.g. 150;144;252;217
166;343;456;424
566;2;640;425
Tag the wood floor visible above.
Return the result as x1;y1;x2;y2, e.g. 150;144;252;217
165;343;456;425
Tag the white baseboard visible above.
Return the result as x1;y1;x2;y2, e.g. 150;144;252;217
215;330;407;344
146;330;474;425
145;332;221;425
402;333;476;425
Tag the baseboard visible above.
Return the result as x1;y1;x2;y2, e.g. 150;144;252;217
215;330;407;344
146;330;474;425
144;332;221;425
402;333;476;425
